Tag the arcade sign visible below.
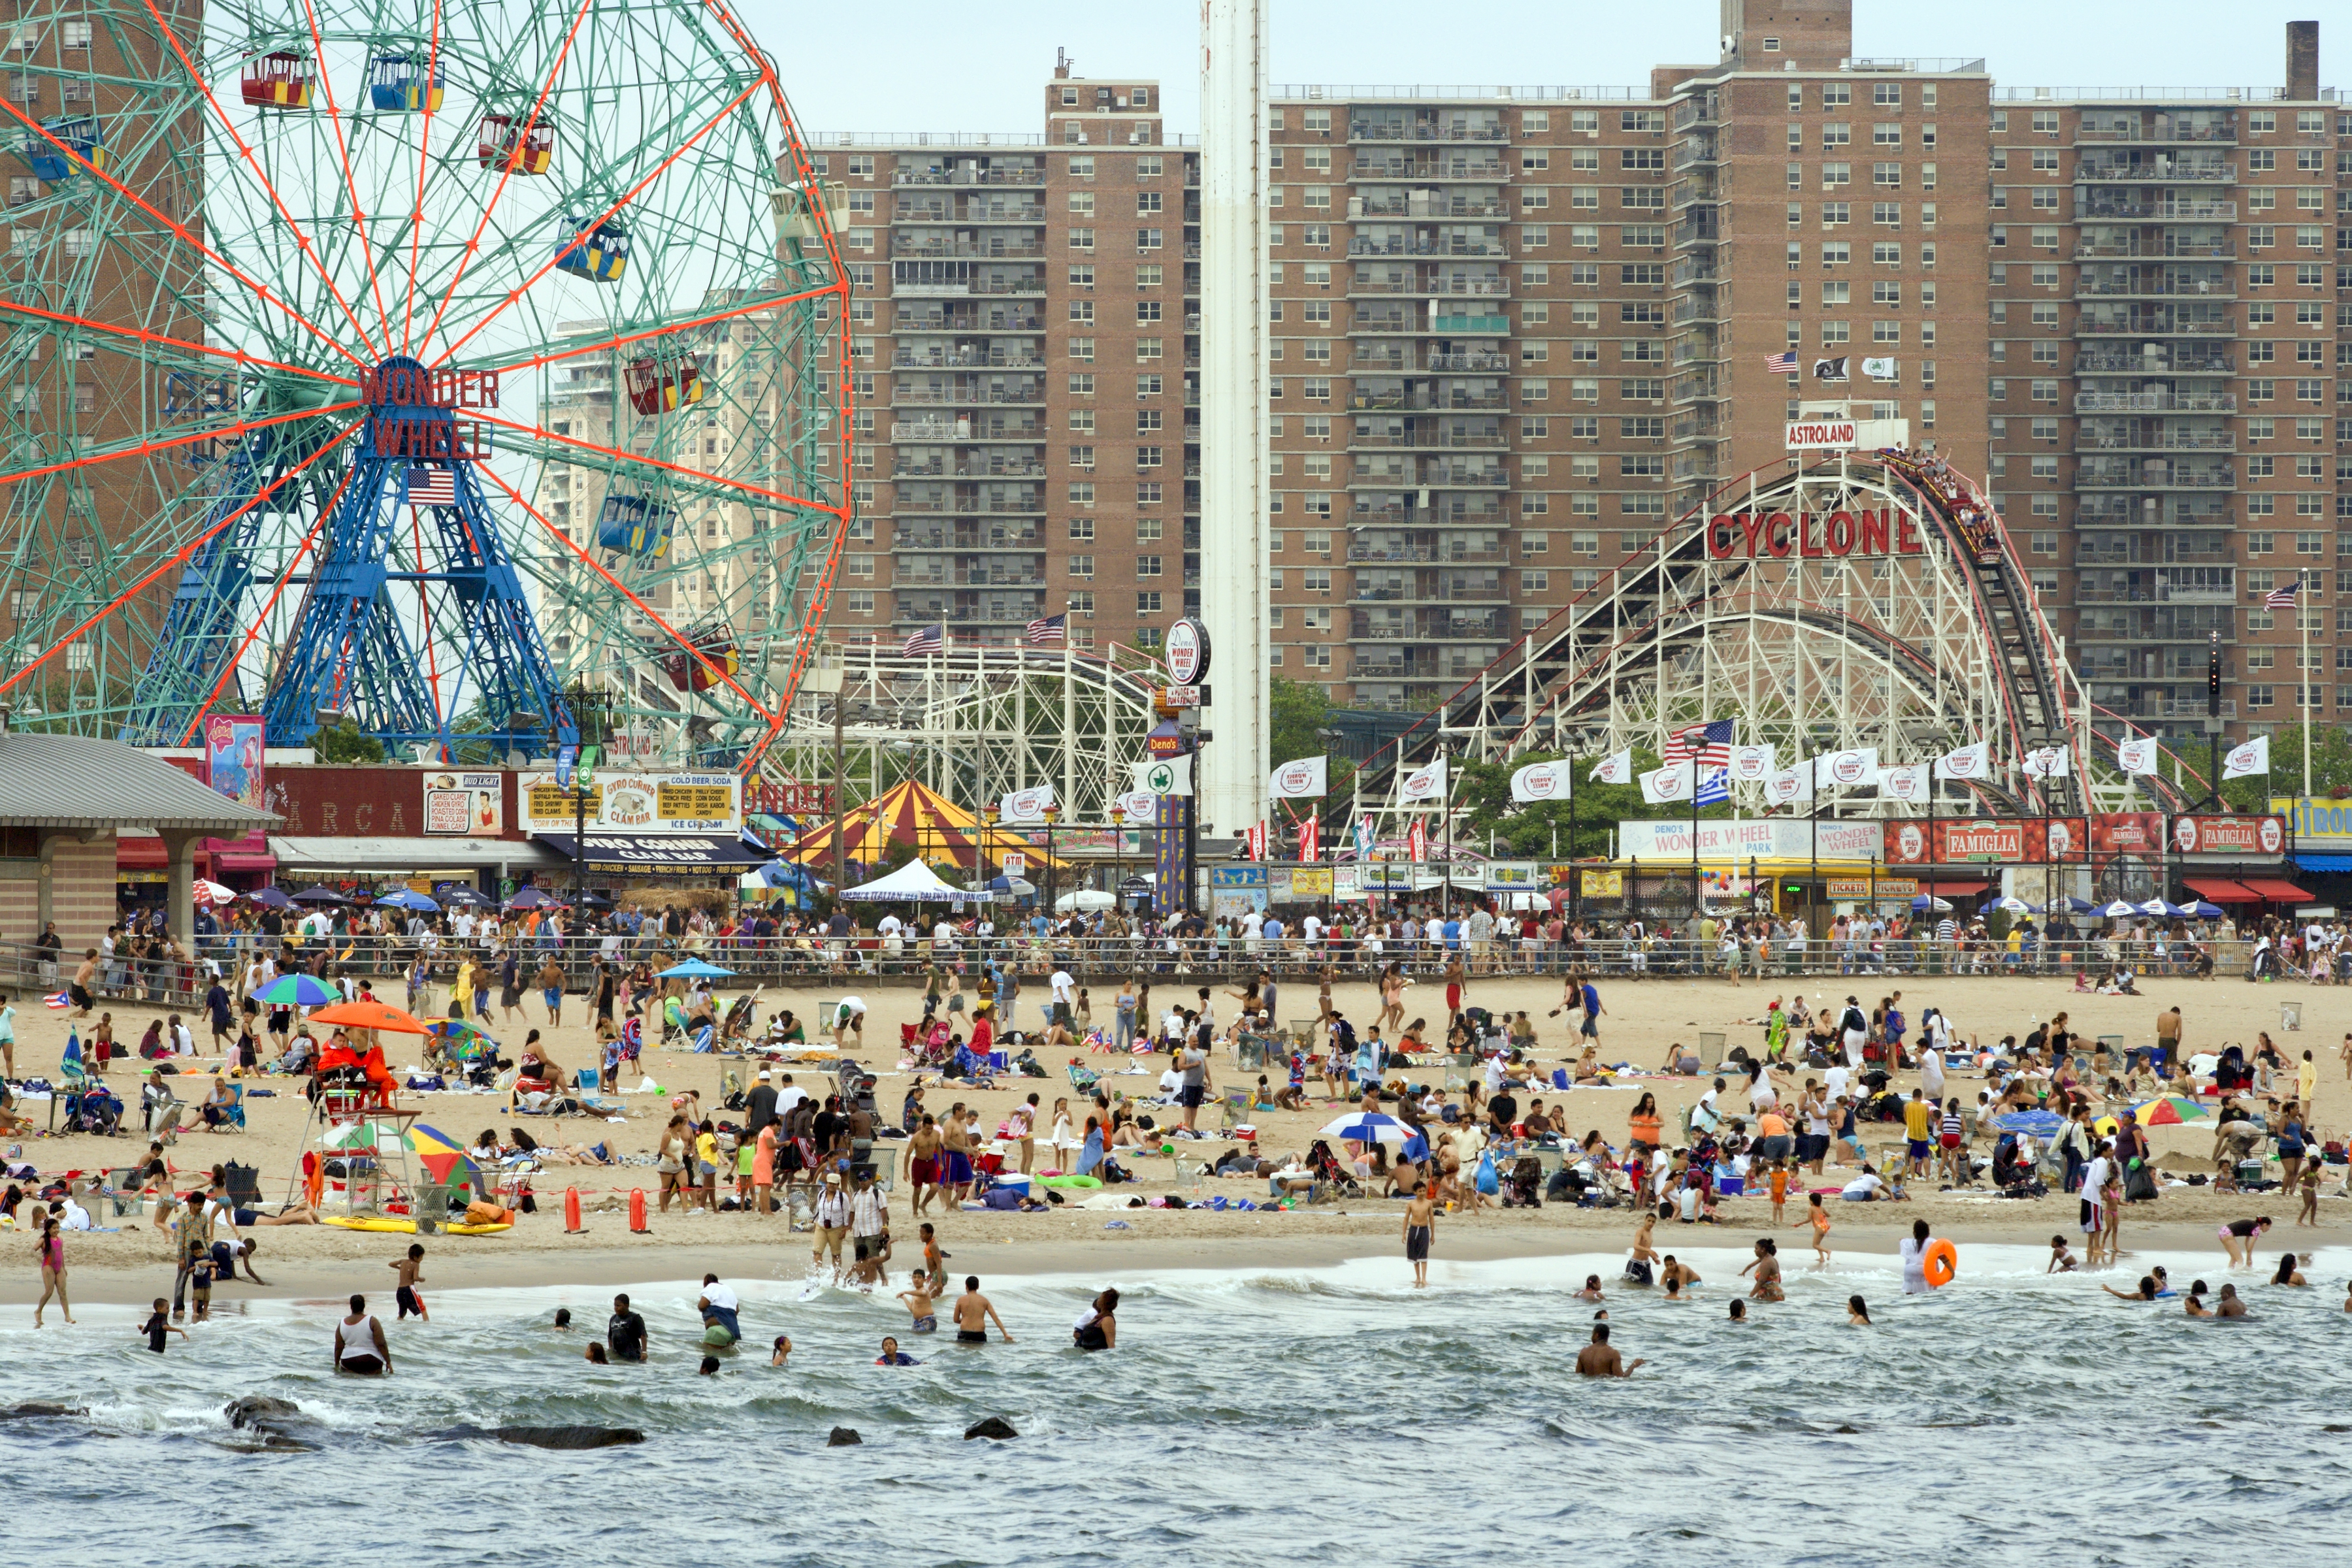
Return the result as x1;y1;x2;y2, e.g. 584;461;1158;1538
1707;509;1925;562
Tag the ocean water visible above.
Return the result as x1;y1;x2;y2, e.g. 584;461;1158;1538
5;1243;2351;1566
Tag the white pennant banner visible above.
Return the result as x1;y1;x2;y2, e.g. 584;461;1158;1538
1509;760;1571;803
1588;749;1633;785
2116;737;2159;776
2222;734;2270;779
1728;743;1776;782
1935;740;1991;781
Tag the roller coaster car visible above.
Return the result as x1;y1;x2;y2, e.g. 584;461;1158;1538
594;491;675;563
554;211;628;282
658;624;738;693
21;115;104;183
623;350;705;416
475;112;553;174
368;53;442;114
240;51;316;110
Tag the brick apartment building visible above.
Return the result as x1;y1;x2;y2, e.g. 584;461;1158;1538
758;4;2351;749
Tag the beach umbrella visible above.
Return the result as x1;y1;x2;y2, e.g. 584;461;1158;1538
2185;900;2225;919
192;878;237;907
2129;1096;2208;1127
261;973;338;1007
404;1123;478;1188
291;887;350;906
438;886;491;907
506;887;561;909
2097;899;2141;919
310;999;430;1034
1990;1109;2065;1137
247;887;294;909
656;958;736;979
988;875;1037;898
423;1019;498;1061
1909;894;1952;913
1055;889;1116;912
1993;895;2033;914
1317;1111;1413;1145
377;889;440;912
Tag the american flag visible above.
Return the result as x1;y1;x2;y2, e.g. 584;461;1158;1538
407;466;457;508
2266;578;2302;609
1764;351;1798;374
1025;613;1066;646
900;623;945;656
1663;719;1733;769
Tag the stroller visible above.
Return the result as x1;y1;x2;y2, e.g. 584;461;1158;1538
834;1062;879;1120
1307;1137;1363;1197
62;1084;123;1136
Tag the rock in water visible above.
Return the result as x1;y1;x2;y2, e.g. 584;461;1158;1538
827;1427;863;1446
223;1396;304;1430
491;1426;645;1450
963;1416;1019;1441
0;1403;83;1420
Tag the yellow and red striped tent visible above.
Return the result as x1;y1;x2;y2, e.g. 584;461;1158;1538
783;779;1067;872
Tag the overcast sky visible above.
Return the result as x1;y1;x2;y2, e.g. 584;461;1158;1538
745;1;2335;140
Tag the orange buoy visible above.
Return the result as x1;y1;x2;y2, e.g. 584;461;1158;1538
629;1187;649;1233
1923;1237;1958;1288
564;1186;585;1233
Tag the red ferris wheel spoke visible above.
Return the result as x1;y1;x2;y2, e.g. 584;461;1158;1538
472;409;842;519
0;300;353;387
0;400;361;489
468;457;776;723
414;0;598;358
174;463;358;745
131;0;385;361
294;0;397;353
430;76;764;370
399;0;447;355
0;99;373;372
0;421;360;701
476;284;838;382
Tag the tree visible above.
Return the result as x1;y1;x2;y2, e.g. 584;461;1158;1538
2217;723;2352;811
1267;677;1358;845
311;718;385;764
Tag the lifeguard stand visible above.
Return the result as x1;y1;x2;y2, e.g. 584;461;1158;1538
286;1075;421;1218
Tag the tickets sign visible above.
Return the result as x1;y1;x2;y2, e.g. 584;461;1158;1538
2171;815;2286;857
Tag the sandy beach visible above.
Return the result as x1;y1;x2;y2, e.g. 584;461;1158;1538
7;965;2345;1305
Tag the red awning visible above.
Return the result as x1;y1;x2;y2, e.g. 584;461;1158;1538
1918;879;1989;896
2238;877;2313;902
2183;877;2261;903
214;851;277;872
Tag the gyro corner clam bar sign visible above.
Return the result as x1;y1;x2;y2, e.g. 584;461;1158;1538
518;770;742;834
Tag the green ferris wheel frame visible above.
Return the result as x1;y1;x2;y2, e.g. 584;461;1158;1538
0;0;854;772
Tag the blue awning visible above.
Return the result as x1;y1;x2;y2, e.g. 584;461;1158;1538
2294;854;2352;873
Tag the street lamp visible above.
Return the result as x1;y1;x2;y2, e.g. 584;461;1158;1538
1042;802;1060;921
1108;801;1126;914
981;800;1001;906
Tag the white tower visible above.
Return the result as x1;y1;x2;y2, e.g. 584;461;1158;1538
1196;0;1271;837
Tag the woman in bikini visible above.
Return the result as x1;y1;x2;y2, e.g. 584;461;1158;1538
33;1217;71;1326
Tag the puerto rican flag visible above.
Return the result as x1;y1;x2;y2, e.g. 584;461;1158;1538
1662;719;1733;770
42;991;70;1009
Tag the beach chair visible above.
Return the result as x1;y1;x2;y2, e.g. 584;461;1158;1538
1066;1060;1100;1092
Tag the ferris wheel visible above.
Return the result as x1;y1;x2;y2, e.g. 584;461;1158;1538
0;0;851;769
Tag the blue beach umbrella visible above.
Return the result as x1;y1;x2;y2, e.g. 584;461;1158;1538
1316;1112;1412;1145
656;958;736;979
1991;1109;2065;1137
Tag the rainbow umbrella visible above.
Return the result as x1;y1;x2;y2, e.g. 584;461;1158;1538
2129;1096;2207;1127
261;973;338;1007
404;1123;475;1188
424;1018;498;1061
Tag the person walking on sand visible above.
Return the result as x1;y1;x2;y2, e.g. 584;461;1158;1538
1806;1192;1832;1267
1403;1186;1436;1288
951;1276;1013;1345
391;1243;427;1320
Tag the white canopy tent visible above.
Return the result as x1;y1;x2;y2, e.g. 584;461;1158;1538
840;858;966;902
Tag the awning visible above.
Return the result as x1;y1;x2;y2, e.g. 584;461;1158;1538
2238;877;2313;902
270;835;569;874
116;833;169;870
2295;855;2352;874
534;832;768;877
214;851;278;872
1916;879;1990;896
2183;876;2261;903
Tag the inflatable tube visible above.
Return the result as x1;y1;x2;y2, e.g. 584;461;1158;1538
1922;1238;1957;1288
1037;1175;1102;1189
322;1217;512;1235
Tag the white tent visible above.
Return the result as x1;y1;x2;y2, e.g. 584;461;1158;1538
1054;889;1116;912
840;858;965;902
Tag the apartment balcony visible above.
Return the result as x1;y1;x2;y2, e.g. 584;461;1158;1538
1348;121;1510;144
2076;463;2236;489
2072;580;2235;605
1350;347;1412;370
890;240;1045;260
889;527;1045;550
892;493;1047;517
2074;122;2236;144
889;605;1045;627
889;458;1046;480
890;568;1047;589
2076;431;2236;453
2074;391;2238;414
2073;240;2237;260
2074;498;2234;529
1348;429;1507;451
1345;542;1506;564
1346;235;1511;259
1353;195;1509;220
1349;312;1416;335
890;350;1042;370
892;167;1046;187
2076;199;2238;222
1426;349;1511;372
2075;348;2234;374
1424;463;1509;486
1350;581;1511;606
1430;312;1510;335
1671;134;1718;172
885;420;1043;444
2074;314;2233;336
890;385;1045;407
2074;158;2234;183
2074;275;2233;300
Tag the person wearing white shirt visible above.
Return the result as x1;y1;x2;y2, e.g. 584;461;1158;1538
1049;969;1075;1026
1823;1062;1851;1106
1425;915;1445;951
1301;913;1324;945
1840;1168;1887;1201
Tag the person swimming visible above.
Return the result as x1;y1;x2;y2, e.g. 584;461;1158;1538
2216;1283;2251;1319
1727;1299;1747;1323
898;1269;939;1334
1847;1295;1871;1326
1574;1273;1605;1302
771;1335;793;1366
2184;1281;2212;1317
